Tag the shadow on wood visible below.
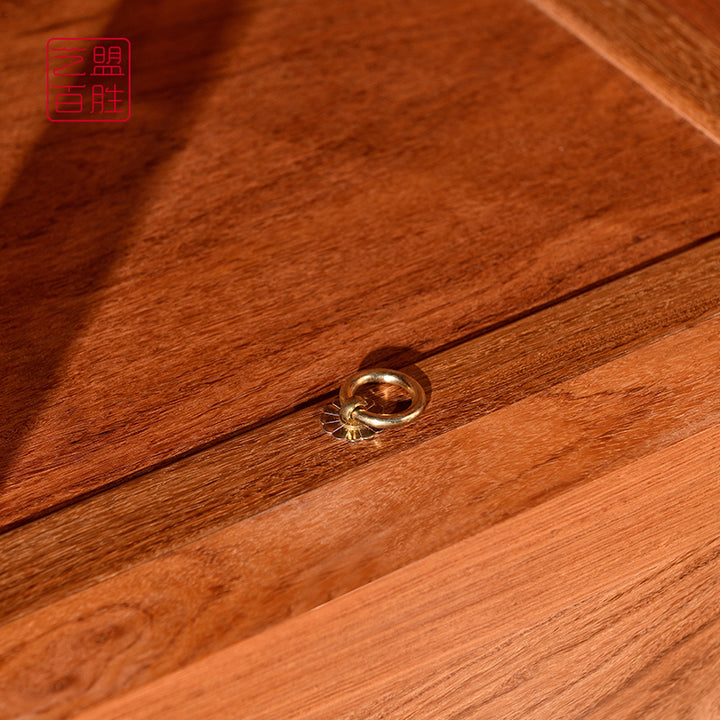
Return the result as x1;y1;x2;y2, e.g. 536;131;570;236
0;0;251;510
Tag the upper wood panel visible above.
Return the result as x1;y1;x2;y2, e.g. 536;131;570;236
4;0;720;528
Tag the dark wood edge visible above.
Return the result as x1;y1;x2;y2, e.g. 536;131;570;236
528;0;720;144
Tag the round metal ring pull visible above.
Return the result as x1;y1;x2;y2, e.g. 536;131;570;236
320;368;427;442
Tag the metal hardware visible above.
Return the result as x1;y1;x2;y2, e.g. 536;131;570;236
320;367;427;442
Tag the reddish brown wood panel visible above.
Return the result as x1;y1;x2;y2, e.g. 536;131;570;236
2;302;720;719
69;424;720;720
3;0;720;530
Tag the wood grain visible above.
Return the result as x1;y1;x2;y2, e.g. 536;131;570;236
2;237;720;636
529;0;720;143
69;424;720;720
660;1;720;45
3;253;720;718
4;0;720;530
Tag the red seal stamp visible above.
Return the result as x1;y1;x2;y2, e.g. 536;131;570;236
47;38;131;122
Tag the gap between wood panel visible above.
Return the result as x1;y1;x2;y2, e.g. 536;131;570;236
4;229;720;537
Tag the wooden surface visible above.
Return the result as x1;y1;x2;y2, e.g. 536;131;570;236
529;0;720;142
71;424;720;720
662;0;720;44
4;0;720;530
4;0;720;718
3;239;720;718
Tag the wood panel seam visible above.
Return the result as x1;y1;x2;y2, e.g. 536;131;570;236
4;227;720;538
527;0;720;144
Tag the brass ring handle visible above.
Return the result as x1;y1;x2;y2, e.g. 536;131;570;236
339;368;426;430
320;367;427;442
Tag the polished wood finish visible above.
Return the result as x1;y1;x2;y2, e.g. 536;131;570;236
530;0;720;142
71;424;720;720
4;0;720;531
5;0;720;717
3;243;720;719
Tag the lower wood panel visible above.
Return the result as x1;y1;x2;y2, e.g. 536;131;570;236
70;424;720;719
2;280;720;718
